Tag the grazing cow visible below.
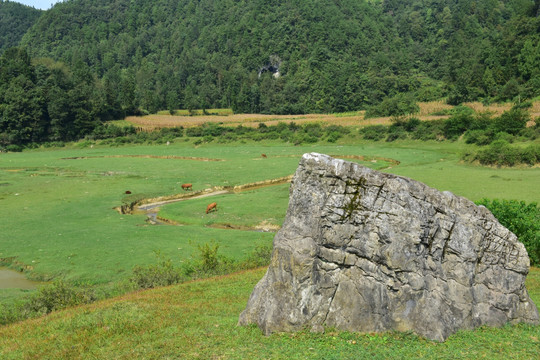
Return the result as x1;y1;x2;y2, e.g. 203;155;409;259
181;183;192;191
206;202;217;214
125;190;132;194
261;153;267;158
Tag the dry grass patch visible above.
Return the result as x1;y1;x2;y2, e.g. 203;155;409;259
418;101;453;116
123;100;539;131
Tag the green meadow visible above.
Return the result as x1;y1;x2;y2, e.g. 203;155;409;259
0;137;539;358
1;140;538;289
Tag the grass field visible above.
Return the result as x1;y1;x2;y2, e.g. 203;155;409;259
0;135;539;358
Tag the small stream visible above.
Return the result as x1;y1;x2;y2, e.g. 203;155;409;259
0;267;40;290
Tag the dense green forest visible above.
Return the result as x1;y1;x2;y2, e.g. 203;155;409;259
19;0;540;112
1;0;540;147
0;1;42;52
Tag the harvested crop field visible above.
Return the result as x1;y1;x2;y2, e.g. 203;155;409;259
123;101;540;131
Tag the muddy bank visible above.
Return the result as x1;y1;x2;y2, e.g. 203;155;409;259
208;220;281;232
0;268;40;290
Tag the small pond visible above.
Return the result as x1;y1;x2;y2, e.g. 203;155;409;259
0;267;40;290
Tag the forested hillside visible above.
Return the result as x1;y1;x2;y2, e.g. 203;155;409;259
1;0;539;148
18;0;540;114
0;0;42;52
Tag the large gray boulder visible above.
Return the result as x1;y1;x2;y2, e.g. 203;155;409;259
239;153;539;341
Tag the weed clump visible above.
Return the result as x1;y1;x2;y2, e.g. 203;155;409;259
24;280;96;316
129;241;273;291
130;253;184;289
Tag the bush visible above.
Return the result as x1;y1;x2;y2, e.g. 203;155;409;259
130;253;183;289
467;140;540;166
24;280;96;316
360;125;387;141
476;199;539;265
443;112;474;140
386;130;407;142
494;109;529;135
183;241;236;278
325;125;350;142
464;129;494;145
476;140;518;166
494;131;515;143
5;144;23;152
404;117;421;132
240;243;273;269
365;93;420;118
410;120;445;141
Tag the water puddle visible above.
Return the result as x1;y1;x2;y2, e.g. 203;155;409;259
0;268;40;289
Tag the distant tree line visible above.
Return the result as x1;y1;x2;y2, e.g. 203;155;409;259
0;48;134;150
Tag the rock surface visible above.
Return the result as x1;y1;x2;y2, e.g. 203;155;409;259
238;153;539;341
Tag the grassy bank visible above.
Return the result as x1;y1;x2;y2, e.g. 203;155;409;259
1;267;539;359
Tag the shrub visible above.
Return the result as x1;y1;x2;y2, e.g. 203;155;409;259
404;117;421;132
5;144;23;152
186;127;204;137
360;125;387;141
130;253;183;289
494;131;515;143
464;129;494;145
24;280;96;316
183;241;235;278
476;199;539;265
302;123;323;138
325;125;350;142
42;141;66;148
240;243;273;269
467;140;540;166
494;109;529;135
326;131;342;143
443;112;474;140
386;130;407;142
470;112;492;130
477;140;518;166
365;93;420;118
410;120;445;141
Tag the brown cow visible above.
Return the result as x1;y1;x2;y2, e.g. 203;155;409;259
206;202;217;214
181;183;192;191
125;190;132;194
261;153;267;158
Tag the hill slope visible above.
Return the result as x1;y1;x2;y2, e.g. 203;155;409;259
1;267;539;358
0;1;42;53
19;0;540;114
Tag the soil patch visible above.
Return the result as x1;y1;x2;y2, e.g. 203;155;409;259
206;220;281;232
